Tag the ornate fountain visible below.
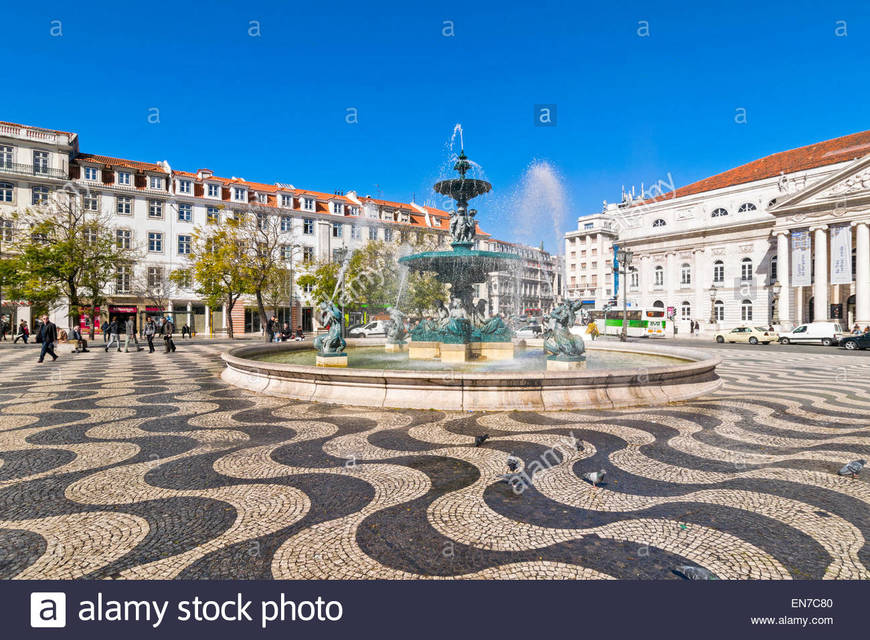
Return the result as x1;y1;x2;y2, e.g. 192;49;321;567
399;150;521;362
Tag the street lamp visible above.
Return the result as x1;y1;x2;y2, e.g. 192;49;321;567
617;248;633;341
771;281;782;325
708;285;719;325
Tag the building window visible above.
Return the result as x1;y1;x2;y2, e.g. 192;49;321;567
232;187;246;202
630;271;639;288
711;207;728;217
148;232;163;252
302;198;314;211
31;186;49;205
281;194;293;207
737;202;757;213
116;229;131;249
147;266;163;288
0;146;12;169
177;203;192;222
83;192;98;211
116;196;132;215
349;206;359;216
302;247;314;263
332;223;342;238
332;202;343;215
1;219;14;242
117;171;131;185
178;180;192;194
116;266;131;293
681;301;691;320
178;234;192;255
149;176;163;190
281;245;295;261
303;282;313;294
148;200;163;218
680;263;691;285
384;228;393;241
84;166;99;181
771;256;778;282
0;182;13;203
174;269;192;289
741;299;753;321
713;260;724;283
33;150;49;174
583;222;593;230
303;218;314;234
350;225;361;240
714;300;724;321
258;193;268;204
652;218;666;227
206;206;220;224
654;265;664;287
368;226;378;241
207;183;220;198
256;212;268;230
741;258;753;281
280;216;292;232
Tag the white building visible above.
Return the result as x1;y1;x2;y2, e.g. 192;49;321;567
0;121;474;334
568;129;870;332
564;213;618;308
477;238;564;318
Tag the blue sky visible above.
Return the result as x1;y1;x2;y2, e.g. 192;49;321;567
3;1;870;252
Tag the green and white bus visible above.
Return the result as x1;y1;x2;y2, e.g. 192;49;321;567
586;307;667;337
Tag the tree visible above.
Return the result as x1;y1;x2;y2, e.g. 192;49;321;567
405;271;448;317
4;185;129;329
296;260;339;305
173;216;250;338
261;267;292;319
342;241;400;309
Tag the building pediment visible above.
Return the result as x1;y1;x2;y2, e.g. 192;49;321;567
771;154;870;220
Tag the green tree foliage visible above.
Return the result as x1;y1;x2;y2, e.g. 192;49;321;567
405;271;448;317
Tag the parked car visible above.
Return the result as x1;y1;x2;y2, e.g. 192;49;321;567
515;324;543;339
778;322;844;346
347;320;388;338
839;332;870;350
714;326;778;345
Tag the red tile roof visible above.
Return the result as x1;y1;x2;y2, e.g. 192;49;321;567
643;129;870;204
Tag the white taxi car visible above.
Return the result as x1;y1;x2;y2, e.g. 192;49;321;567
714;326;778;345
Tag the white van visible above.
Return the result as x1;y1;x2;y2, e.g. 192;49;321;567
778;322;844;346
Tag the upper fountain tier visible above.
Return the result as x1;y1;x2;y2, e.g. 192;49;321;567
432;151;492;202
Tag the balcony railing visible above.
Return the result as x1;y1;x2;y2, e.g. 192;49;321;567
0;162;67;180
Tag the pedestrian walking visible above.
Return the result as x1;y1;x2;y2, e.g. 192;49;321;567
162;316;176;353
124;317;142;352
13;320;29;344
586;320;600;341
36;315;58;363
181;323;191;338
105;318;121;352
143;316;156;353
102;318;109;343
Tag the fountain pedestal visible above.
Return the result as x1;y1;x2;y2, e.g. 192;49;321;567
440;342;471;363
479;341;515;361
546;357;586;371
316;353;348;368
408;341;440;360
385;342;408;353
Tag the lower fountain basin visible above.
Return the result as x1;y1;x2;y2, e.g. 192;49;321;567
221;339;721;411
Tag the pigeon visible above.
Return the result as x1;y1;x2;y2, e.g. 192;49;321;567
506;454;520;472
837;459;866;478
576;440;585;452
673;565;718;580
474;434;490;447
497;473;528;493
582;469;607;487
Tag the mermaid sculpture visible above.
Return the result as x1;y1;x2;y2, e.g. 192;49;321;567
313;300;346;354
543;299;585;360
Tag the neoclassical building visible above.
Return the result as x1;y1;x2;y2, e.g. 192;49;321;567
566;129;870;332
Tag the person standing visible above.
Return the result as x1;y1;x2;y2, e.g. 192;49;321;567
36;315;58;363
13;320;29;344
124;317;142;352
143;316;156;353
105;318;121;352
162;316;176;353
265;315;276;342
71;325;89;353
0;317;8;341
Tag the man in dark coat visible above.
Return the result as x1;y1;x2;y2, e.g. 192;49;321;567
162;316;176;353
37;315;58;363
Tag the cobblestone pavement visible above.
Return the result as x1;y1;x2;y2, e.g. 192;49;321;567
0;343;868;580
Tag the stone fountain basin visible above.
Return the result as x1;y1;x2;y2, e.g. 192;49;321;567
221;339;721;411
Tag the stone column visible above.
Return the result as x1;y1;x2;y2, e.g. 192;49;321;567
811;225;828;322
204;304;211;336
693;248;705;325
855;221;870;324
775;230;790;325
